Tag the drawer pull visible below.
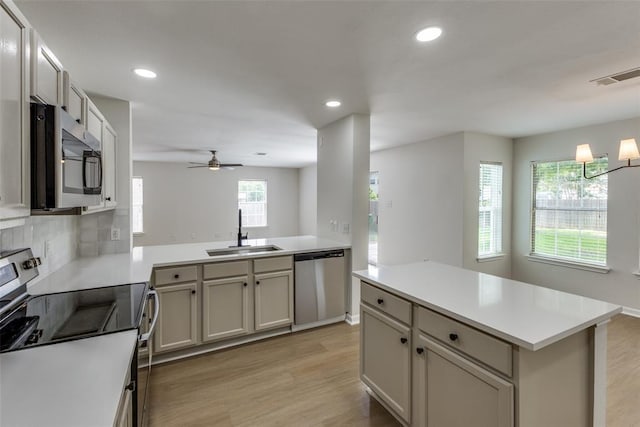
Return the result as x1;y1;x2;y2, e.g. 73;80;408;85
243;282;247;287
191;290;196;295
400;337;407;344
416;347;424;355
377;298;384;305
174;274;180;279
256;281;260;285
449;333;459;342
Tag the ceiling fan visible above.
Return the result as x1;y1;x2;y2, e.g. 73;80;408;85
188;150;244;171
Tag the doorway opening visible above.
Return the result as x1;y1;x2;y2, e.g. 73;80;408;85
369;172;379;266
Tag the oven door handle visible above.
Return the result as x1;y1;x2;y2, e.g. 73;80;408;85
139;290;159;343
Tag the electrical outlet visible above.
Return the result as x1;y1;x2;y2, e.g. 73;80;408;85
342;223;350;234
110;227;121;241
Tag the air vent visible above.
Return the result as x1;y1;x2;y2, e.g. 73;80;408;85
592;67;640;86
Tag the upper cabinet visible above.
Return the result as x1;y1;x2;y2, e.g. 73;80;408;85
62;71;86;126
0;1;31;222
30;28;63;105
102;122;117;208
86;97;104;142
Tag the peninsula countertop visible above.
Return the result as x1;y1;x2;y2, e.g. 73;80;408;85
353;261;622;351
0;330;138;427
30;235;350;294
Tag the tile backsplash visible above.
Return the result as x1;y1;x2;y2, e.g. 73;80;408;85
79;209;131;256
0;216;79;277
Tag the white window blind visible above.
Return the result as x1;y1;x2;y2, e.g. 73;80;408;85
531;157;608;265
238;180;267;227
478;162;503;257
132;177;143;234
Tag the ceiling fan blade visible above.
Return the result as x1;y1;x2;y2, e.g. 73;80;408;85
187;165;209;168
220;163;244;167
188;162;207;165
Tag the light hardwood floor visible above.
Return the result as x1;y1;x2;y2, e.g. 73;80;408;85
148;315;640;426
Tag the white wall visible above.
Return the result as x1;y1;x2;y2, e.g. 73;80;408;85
512;117;640;310
298;165;317;235
317;114;370;318
462;132;513;278
370;132;465;267
79;94;132;256
133;162;300;246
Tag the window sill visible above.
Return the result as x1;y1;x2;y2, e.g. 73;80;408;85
476;253;506;263
244;225;268;229
526;254;610;274
133;232;144;236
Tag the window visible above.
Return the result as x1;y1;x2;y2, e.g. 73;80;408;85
478;162;503;257
238;180;267;227
531;157;608;265
132;177;144;234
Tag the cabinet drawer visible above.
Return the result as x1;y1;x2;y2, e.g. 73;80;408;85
417;306;512;377
254;256;293;273
155;265;198;286
361;282;412;325
203;260;249;280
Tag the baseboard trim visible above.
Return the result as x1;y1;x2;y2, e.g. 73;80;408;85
622;306;640;318
346;313;360;325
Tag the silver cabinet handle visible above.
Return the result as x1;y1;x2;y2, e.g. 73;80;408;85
139;290;159;343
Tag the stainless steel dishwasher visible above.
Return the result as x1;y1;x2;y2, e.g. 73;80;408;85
294;249;346;330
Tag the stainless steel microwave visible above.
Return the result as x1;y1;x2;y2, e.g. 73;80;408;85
31;103;102;212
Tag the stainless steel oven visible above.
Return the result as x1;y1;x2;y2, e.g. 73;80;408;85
30;103;102;212
135;289;159;427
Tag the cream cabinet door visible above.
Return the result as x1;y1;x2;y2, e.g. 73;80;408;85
62;71;85;125
360;304;411;424
254;270;293;331
203;276;250;342
154;282;199;353
0;2;30;221
30;29;62;105
86;97;104;142
415;333;514;427
102;123;117;208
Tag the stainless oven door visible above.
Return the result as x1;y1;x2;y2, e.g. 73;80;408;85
137;290;159;427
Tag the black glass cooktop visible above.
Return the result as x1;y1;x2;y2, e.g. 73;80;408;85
0;282;148;353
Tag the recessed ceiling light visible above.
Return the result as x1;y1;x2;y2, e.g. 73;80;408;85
133;68;157;79
325;100;341;108
415;27;442;42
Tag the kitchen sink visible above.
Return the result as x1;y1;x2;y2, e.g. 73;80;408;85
206;245;283;257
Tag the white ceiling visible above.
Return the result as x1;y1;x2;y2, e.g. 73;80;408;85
15;1;640;168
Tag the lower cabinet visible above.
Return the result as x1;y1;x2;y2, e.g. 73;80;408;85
360;304;412;423
154;282;199;353
414;333;513;427
202;276;249;342
254;270;294;331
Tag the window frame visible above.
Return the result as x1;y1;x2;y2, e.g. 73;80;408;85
132;176;144;235
477;161;504;260
529;156;609;270
238;179;268;228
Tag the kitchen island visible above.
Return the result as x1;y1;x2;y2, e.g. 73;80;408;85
353;261;622;427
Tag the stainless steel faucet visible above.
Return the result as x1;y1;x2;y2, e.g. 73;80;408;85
237;208;248;247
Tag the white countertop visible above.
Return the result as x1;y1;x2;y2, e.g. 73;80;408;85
0;330;137;427
353;261;622;351
30;235;350;294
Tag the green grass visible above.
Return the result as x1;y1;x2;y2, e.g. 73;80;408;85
533;228;606;264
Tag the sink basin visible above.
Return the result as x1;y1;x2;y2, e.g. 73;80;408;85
206;245;283;257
